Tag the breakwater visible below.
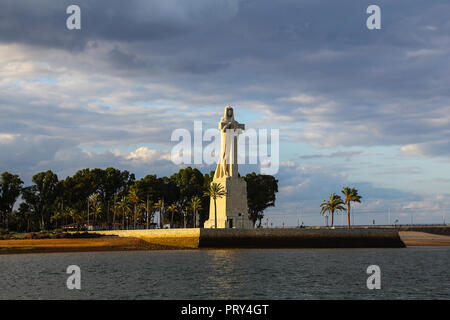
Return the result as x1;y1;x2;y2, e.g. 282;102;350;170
92;228;405;249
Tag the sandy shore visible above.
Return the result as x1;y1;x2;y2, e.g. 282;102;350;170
399;231;450;246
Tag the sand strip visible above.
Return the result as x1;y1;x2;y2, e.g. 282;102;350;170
0;237;175;254
399;231;450;246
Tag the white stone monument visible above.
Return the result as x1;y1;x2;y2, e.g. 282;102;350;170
204;106;253;229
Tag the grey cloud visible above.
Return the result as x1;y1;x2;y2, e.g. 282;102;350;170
376;167;423;175
271;162;420;220
0;0;240;50
1;0;449;220
171;60;230;75
402;141;450;158
108;47;154;70
300;151;363;160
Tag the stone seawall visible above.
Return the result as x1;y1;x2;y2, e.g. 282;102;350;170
92;228;405;249
199;228;405;248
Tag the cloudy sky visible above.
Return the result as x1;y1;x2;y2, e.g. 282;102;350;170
1;0;449;225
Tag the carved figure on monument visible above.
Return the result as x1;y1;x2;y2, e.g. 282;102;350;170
215;106;245;179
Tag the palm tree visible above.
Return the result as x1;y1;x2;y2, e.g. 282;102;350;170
154;200;164;228
111;203;120;230
50;212;62;229
182;204;192;228
89;193;101;228
341;187;362;228
128;188;140;229
203;182;227;228
111;196;118;230
51;201;65;229
117;196;131;230
167;204;179;228
320;193;346;228
145;200;153;229
62;207;70;227
138;202;148;227
190;196;202;228
67;208;80;229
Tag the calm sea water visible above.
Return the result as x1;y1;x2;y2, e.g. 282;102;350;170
0;247;448;299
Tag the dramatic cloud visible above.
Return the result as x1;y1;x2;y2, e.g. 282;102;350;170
1;0;449;223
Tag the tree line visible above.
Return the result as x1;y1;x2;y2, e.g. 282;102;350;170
0;168;278;232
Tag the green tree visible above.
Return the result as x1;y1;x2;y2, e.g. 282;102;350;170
320;193;346;227
157;177;180;206
0;172;23;229
134;174;159;203
22;170;60;230
89;193;102;228
128;188;140;229
145;199;154;229
171;167;204;205
102;168;135;223
50;212;62;229
137;202;149;227
167;204;179;228
190;196;202;228
111;196;119;230
67;207;81;229
61;168;134;227
154;200;164;228
203;182;227;228
341;187;362;228
198;171;215;226
50;200;66;229
116;196;131;230
15;202;35;232
245;173;279;227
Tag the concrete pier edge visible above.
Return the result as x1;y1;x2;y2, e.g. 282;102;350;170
92;228;405;249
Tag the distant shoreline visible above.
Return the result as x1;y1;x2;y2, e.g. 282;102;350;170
0;228;438;254
1;229;449;255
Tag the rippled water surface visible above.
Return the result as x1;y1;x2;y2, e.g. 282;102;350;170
0;247;448;299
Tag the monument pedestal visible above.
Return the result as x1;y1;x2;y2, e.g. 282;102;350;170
204;176;253;229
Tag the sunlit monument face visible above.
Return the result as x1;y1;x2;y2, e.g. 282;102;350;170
203;105;253;229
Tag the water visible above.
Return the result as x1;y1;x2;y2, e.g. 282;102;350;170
0;247;448;299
